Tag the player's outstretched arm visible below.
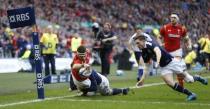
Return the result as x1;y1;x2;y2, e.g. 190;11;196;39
136;56;147;87
102;35;117;42
153;46;161;68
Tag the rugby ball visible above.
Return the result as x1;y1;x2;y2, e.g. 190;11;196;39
116;70;124;76
79;67;92;77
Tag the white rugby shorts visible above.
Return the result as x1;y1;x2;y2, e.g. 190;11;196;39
169;48;183;57
97;73;112;95
160;58;194;82
160;58;186;75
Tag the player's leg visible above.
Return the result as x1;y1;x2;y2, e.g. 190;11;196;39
161;62;196;101
175;58;208;85
177;74;184;87
182;71;208;85
161;72;196;101
111;88;129;95
170;49;185;87
98;73;129;96
100;87;129;96
176;58;185;87
166;58;207;101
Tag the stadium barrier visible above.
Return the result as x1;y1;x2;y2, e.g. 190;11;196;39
0;56;136;74
0;58;73;73
43;74;70;84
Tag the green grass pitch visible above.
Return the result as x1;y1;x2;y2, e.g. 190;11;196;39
0;64;210;109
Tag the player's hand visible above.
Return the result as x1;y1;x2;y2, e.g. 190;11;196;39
84;64;90;70
136;81;144;87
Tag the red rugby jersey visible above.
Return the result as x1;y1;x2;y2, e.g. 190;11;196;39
71;51;90;81
160;23;187;52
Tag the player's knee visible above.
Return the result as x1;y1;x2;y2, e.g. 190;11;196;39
100;87;112;96
184;74;194;83
162;76;174;87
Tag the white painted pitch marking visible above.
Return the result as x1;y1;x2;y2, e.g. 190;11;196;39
59;98;210;106
0;95;77;108
130;82;165;89
0;82;165;108
0;76;209;108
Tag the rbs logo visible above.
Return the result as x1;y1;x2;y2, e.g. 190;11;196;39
37;73;44;89
7;7;36;29
9;13;30;23
34;45;40;61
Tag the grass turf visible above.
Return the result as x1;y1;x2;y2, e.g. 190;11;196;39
0;64;210;109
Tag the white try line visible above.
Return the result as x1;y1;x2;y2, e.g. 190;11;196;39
59;98;210;106
131;75;210;89
0;95;76;108
0;82;165;108
0;76;210;108
130;82;165;89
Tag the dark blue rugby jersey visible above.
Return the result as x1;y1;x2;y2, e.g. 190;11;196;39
141;41;173;67
97;31;115;48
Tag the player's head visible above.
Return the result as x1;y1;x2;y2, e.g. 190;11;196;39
73;33;80;38
205;34;210;39
170;13;179;25
134;34;146;49
77;45;86;60
92;22;100;32
47;25;53;33
92;22;99;28
103;22;111;32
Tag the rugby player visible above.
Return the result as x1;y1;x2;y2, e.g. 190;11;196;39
134;34;208;101
159;13;190;87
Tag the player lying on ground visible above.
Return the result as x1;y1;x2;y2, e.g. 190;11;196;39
78;67;130;96
133;34;208;101
70;45;129;96
70;45;97;93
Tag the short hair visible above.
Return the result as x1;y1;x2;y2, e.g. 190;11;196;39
134;34;146;41
77;46;86;56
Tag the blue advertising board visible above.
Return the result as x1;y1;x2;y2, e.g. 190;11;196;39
7;7;36;29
